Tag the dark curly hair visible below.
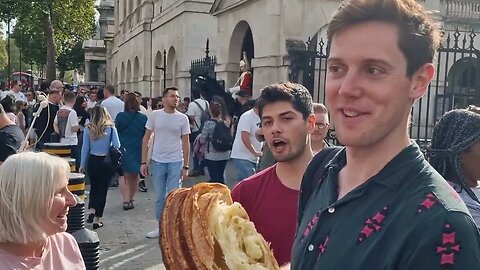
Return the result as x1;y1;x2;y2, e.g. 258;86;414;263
257;82;313;120
428;109;480;204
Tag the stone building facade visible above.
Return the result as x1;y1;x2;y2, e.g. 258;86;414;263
109;0;479;138
109;0;217;98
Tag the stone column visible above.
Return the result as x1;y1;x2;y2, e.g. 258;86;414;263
85;60;91;82
105;39;114;85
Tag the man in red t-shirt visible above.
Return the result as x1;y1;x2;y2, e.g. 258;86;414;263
231;82;315;266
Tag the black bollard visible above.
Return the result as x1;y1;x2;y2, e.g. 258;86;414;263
42;142;72;157
69;173;86;201
67;197;85;233
70;228;100;270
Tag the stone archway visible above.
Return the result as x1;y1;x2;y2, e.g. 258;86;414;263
126;60;132;91
227;20;255;89
446;57;479;109
120;62;125;91
167;46;177;87
153;51;163;97
113;67;118;90
133;56;140;91
228;20;254;63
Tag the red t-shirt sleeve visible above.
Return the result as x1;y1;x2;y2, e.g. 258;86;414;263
231;182;243;203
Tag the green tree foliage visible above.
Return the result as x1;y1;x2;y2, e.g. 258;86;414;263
0;37;30;85
1;0;95;80
0;37;7;72
57;41;85;80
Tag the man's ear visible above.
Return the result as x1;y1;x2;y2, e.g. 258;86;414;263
306;114;316;134
409;63;435;100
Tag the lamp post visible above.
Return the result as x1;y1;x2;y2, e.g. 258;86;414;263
155;49;167;92
7;19;11;86
19;29;22;89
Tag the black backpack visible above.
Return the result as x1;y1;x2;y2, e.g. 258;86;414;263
210;119;234;152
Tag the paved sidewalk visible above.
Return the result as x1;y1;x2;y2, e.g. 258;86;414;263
90;161;239;269
93;182;165;269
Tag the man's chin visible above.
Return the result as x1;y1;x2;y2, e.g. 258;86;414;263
273;153;296;163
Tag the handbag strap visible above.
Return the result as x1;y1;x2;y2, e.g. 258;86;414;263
109;127;113;146
192;100;209;130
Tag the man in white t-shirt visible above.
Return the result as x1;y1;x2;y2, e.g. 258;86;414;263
230;101;263;181
54;90;79;146
101;85;124;120
140;86;191;238
1;80;26;102
186;91;209;176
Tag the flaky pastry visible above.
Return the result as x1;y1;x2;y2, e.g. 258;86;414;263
160;183;279;270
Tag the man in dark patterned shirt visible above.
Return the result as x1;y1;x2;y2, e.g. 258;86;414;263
287;0;480;269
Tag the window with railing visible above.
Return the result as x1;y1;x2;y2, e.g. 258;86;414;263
446;0;480;20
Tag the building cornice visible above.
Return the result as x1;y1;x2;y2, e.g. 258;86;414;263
210;0;257;16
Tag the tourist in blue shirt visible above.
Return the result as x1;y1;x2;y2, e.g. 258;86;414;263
80;106;120;229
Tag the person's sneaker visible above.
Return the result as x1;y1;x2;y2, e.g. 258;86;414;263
146;228;160;238
138;180;148;192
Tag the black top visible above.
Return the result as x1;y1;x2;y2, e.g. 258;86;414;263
33;103;59;142
0;124;25;162
292;143;480;269
75;107;90;128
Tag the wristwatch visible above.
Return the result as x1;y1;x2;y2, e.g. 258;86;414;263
182;166;189;170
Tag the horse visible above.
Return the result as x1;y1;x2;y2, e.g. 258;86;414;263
191;74;237;117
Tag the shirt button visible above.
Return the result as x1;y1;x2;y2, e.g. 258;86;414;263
328;207;335;213
308;244;314;251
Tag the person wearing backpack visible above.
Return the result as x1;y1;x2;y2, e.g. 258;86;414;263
186;91;209;177
53;90;79;149
198;100;232;184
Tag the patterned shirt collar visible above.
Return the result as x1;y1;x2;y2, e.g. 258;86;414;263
328;141;426;191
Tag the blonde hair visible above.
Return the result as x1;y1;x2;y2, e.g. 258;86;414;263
0;152;70;244
87;106;114;140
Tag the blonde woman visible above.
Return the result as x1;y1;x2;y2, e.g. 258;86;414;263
0;152;84;269
80;106;120;229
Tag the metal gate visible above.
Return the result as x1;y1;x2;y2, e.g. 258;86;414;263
288;29;480;147
190;39;218;96
288;34;334;144
411;28;480;150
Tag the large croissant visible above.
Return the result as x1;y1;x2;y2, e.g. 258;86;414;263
160;183;280;270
